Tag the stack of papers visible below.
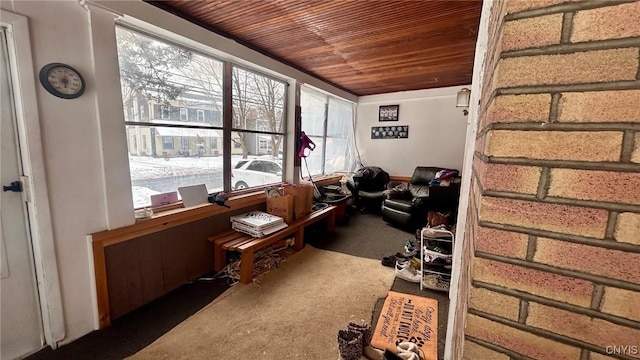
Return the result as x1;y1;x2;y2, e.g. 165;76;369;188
230;211;288;238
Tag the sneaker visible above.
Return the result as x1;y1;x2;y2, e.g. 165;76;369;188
404;239;417;252
381;255;399;267
420;225;454;239
422;274;450;292
423;247;452;261
394;261;421;283
423;255;452;268
395;250;417;259
422;262;452;273
383;349;404;360
426;239;452;253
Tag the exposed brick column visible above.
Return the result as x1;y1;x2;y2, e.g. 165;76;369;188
463;1;640;359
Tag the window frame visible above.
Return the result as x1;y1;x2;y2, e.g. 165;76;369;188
300;85;354;177
160;104;171;120
162;137;174;150
258;137;269;152
116;25;289;210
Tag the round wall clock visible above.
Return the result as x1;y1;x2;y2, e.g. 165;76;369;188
39;63;85;99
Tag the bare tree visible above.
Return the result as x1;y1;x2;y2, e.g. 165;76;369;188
177;56;224;121
252;75;285;156
232;68;258;159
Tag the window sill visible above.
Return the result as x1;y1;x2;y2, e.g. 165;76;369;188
306;174;343;186
92;190;266;247
96;176;341;247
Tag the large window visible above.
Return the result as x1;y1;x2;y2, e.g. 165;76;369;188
300;86;355;176
230;66;286;190
116;27;287;208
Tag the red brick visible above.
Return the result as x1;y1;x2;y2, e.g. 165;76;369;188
558;90;640;123
485;130;623;162
548;169;640;205
474;133;487;155
463;340;510;360
473;258;593;307
615;212;640;246
527;303;640;350
572;2;640;42
465;314;581;359
534;237;640;283
601;287;640;322
480;196;609;238
489;0;508;39
475;226;529;259
502;14;562;51
469;286;521;320
471;175;483;212
632;133;640;164
494;49;638;88
476;158;541;194
486;94;551;124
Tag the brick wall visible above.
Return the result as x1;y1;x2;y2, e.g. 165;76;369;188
463;1;640;359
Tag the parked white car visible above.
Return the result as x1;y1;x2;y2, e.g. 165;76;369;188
232;158;283;189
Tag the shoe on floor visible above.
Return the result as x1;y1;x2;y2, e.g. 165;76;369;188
381;256;398;267
395;250;417;259
404;239;417;252
395;261;421;283
383;349;403;360
337;329;367;360
396;342;421;360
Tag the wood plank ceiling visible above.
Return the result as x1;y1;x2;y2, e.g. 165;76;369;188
149;0;482;96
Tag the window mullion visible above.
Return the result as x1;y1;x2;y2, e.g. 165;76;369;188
223;61;233;192
321;96;329;175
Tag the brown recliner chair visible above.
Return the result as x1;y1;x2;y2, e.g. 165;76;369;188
381;166;461;230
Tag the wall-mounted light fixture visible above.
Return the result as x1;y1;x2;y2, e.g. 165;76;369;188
456;88;471;115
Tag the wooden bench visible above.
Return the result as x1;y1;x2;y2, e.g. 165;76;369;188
209;205;336;284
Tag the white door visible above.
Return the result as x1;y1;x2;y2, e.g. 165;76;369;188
0;28;44;359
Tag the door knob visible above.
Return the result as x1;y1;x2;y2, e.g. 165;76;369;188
2;181;23;192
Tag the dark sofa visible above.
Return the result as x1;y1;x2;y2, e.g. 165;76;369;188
381;166;461;230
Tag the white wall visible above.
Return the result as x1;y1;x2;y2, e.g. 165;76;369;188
356;86;470;176
1;0;112;344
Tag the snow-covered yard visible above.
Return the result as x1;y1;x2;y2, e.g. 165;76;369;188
129;154;281;208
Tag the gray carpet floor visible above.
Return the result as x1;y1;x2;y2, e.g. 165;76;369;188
27;207;449;360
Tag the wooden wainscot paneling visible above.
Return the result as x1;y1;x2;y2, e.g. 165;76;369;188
91;191;265;328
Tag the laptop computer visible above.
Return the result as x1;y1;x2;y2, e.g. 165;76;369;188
177;184;209;208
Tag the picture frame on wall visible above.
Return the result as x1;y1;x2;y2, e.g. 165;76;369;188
371;125;409;139
379;105;399;121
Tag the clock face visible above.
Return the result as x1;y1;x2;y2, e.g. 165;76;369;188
39;63;85;99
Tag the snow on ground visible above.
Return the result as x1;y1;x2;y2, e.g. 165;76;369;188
128;154;283;179
129;155;225;180
129;154;283;208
